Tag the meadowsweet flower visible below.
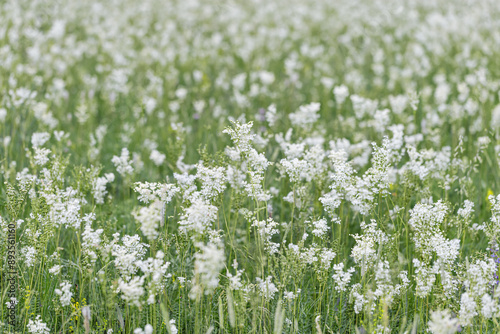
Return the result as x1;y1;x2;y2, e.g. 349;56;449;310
350;283;367;314
118;276;145;307
428;309;459;334
49;265;61;275
333;85;349;105
350;95;377;119
135;251;171;304
22;246;37;267
31;132;50;148
332;263;355;292
133;324;153;334
27;315;50;334
310;218;330;239
55;281;73;307
112;234;149;280
178;198;218;235
457;200;474;220
6;297;18;308
318;249;336;271
373;260;406;305
150;149;166;166
0;108;6;122
252;218;279;254
408;200;450;259
459;292;477;326
289;102;321;129
284;290;300;301
266;104;277;126
134;182;179;204
93;173;115;204
222;121;255;154
480;293;499;318
227;260;245;290
256;276;278;300
388;94;408;114
42;187;84;229
132;200;162;241
34;147;51;165
169;319;178;334
463;257;497;298
82;215;104;264
351;220;388;275
112;148;134;176
190;242;225;299
196;163;227;200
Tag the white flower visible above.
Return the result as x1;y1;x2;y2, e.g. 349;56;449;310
332;263;355;292
288;102;321;129
190;242;225;299
196;163;227;200
169;319;178;334
27;315;50;334
132;200;162;241
266;104;277;126
388;94;408;114
112;234;149;280
256;276;278;300
6;297;18;308
34;147;51;165
457;200;474;220
112;148;134;176
311;218;330;239
150;149;166;166
459;292;477;326
350;283;366;314
428;309;459;334
333;85;349;105
118;276;145;307
31;132;50;148
491;104;500;129
223;121;256;154
134;182;179;204
22;246;37;267
133;324;153;334
54;281;73;307
284;290;300;301
82;216;104;264
252;218;279;254
481;293;498;319
178;199;218;235
49;265;61;275
93;173;115;204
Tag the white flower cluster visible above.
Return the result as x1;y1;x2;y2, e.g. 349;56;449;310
27;315;51;334
112;148;134;177
190;242;225;299
54;281;73;307
92;172;115;204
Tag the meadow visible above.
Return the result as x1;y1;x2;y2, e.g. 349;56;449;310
1;0;500;333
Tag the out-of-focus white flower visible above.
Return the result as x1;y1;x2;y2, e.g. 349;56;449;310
150;149;166;166
333;85;349;105
190;242;225;299
112;148;134;176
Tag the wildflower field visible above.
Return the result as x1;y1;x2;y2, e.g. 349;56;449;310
2;0;500;333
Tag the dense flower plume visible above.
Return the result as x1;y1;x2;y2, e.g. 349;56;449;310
1;0;500;332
